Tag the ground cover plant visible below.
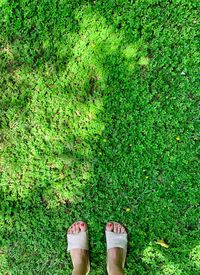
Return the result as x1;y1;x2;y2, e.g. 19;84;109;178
0;0;199;274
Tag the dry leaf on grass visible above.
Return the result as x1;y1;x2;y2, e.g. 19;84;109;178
155;240;169;248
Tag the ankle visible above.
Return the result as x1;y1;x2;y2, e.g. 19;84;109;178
108;248;123;267
72;262;88;275
108;264;124;275
72;255;88;267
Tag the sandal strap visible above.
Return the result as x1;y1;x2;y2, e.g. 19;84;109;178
67;230;89;252
106;231;127;251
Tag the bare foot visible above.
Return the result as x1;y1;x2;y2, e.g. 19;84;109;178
106;222;126;275
67;221;89;275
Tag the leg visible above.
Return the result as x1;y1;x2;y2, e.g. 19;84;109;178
107;248;124;275
71;248;88;275
106;222;126;275
68;221;89;275
72;261;88;275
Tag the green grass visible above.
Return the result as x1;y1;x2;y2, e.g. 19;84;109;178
0;0;199;274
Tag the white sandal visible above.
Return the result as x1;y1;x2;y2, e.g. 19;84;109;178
67;222;90;274
106;222;127;271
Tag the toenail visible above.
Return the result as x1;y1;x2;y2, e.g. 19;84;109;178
81;223;84;226
109;223;112;227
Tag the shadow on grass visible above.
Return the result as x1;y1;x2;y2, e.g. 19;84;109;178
1;1;199;274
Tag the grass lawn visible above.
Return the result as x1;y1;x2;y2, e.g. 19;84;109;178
0;0;199;274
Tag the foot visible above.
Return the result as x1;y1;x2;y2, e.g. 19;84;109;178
67;221;89;274
106;222;127;275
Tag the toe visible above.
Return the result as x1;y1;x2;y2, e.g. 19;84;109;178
111;222;126;234
121;226;126;233
72;223;77;233
67;221;77;234
75;222;80;233
113;222;118;233
67;227;72;234
67;221;87;234
79;221;87;232
117;223;122;233
106;222;114;231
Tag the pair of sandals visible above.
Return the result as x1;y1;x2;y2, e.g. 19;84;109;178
67;221;128;274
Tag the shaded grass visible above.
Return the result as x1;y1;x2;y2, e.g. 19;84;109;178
0;0;199;274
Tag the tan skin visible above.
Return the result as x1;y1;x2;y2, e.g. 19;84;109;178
67;221;126;275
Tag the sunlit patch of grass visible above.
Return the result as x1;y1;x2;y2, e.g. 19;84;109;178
142;243;183;274
1;64;105;206
142;243;166;264
189;244;200;269
138;56;150;66
0;248;9;274
162;262;182;275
